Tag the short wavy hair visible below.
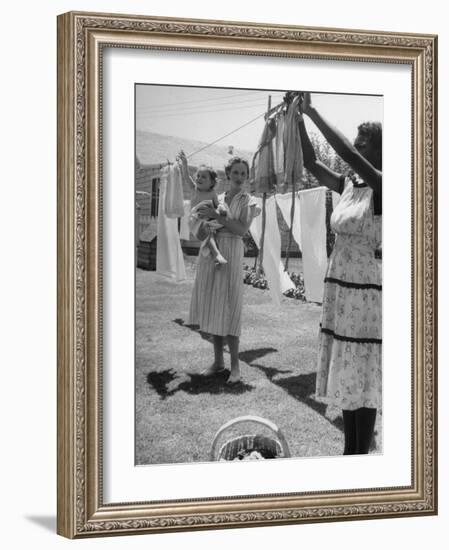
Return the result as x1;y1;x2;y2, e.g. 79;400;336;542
224;156;250;179
357;121;382;168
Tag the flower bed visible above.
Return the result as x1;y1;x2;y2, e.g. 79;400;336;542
243;264;306;301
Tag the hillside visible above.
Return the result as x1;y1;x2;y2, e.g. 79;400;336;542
136;130;254;170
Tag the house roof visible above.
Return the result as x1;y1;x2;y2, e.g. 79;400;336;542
136;130;254;171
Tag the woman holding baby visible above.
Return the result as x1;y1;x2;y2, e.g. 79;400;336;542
181;154;260;384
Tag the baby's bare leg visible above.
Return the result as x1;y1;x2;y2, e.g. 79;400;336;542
196;223;209;242
208;234;227;266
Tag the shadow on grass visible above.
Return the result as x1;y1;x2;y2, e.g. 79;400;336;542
249;365;344;433
146;369;178;399
239;347;278;364
173;319;278;364
147;369;253;398
173;318;213;343
170;317;343;433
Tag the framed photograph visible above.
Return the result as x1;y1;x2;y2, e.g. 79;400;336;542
57;11;437;538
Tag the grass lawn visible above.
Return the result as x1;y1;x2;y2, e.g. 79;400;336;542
135;255;381;465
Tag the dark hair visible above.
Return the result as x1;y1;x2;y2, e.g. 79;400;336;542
357;121;382;169
196;165;218;188
224;156;250;179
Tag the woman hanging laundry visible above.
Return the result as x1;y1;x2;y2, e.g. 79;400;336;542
299;92;382;455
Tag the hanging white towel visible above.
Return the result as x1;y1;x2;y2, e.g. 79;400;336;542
164;163;185;218
249;196;295;305
157;167;186;281
298;187;327;302
275;192;302;251
180;200;191;240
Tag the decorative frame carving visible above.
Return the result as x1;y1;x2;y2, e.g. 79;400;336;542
57;11;437;538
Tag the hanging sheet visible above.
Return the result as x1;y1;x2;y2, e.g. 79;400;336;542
164;163;185;218
249;196;295;305
298;186;327;302
180;200;191;240
275;192;302;251
156;166;186;281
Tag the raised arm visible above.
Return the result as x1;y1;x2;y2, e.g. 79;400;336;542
298;117;345;194
177;150;196;190
301;93;381;194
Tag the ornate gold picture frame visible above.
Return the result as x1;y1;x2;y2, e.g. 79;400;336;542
57;11;437;538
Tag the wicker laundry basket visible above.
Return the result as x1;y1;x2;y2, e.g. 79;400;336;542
210;415;290;461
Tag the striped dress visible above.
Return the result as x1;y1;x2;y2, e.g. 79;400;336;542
188;190;260;337
315;179;382;411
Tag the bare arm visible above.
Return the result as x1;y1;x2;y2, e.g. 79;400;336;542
302;95;381;194
177;150;196;190
299;119;345;194
197;204;253;237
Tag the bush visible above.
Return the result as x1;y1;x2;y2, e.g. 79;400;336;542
243;264;306;301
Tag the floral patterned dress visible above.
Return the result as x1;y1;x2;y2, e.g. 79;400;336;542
315;179;382;411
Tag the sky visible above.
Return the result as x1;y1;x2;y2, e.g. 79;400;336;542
136;84;383;157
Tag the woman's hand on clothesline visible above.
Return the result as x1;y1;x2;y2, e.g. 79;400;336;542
177;149;188;169
177;149;196;188
299;92;312;116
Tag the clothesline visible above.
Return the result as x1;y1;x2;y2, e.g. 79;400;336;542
138;96;285;118
139;103;269;121
138;93;285;116
186;100;284;161
138;90;280;112
141;98;286;167
185;112;265;160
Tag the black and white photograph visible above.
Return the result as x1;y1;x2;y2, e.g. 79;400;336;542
2;0;444;544
135;84;383;466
